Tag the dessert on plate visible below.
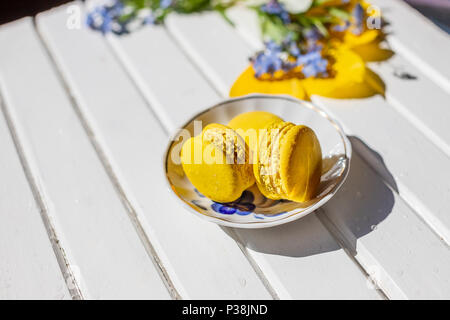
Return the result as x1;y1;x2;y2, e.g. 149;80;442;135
180;111;322;203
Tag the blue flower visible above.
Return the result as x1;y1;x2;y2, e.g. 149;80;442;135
303;27;324;51
211;191;255;216
301;57;328;77
282;35;301;57
261;0;290;24
304;27;321;41
332;20;350;32
160;0;173;9
251;35;329;78
86;7;111;34
296;49;328;78
251;40;284;77
86;0;128;35
351;3;364;35
143;13;156;25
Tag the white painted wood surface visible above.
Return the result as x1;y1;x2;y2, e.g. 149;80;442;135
0;0;449;299
371;0;450;92
0;18;170;299
164;9;450;299
0;96;70;300
36;3;272;300
321;152;450;299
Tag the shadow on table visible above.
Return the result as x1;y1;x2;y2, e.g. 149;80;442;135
222;136;397;258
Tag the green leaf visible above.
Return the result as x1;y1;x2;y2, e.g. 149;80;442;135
329;7;351;20
310;17;328;37
257;10;290;43
173;0;211;13
313;0;334;6
215;7;235;26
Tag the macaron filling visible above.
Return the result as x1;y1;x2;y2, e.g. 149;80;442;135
255;121;322;202
256;121;294;199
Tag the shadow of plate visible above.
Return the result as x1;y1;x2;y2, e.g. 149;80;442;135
223;137;396;258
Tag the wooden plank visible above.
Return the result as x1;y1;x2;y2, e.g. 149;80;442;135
37;3;272;299
313;95;450;245
227;210;381;299
164;11;450;298
106;10;381;299
320;152;450;299
367;55;450;157
371;0;450;91
166;12;251;97
0;97;70;299
0;18;170;299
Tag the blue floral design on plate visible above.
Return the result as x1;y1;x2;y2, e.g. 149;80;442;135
211;190;256;216
191;187;292;220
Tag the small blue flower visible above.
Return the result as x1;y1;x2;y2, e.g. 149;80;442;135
261;0;290;24
296;49;328;78
351;3;364;35
86;0;128;35
251;40;284;77
211;191;256;216
301;57;328;77
143;13;156;25
303;27;324;51
332;20;350;32
86;7;112;34
160;0;173;9
304;27;321;41
296;50;321;65
282;35;301;57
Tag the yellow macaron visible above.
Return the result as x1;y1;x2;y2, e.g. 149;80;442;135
181;123;255;203
228;111;283;133
254;121;322;202
228;111;284;161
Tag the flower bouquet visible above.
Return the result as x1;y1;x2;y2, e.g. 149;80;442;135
87;0;393;100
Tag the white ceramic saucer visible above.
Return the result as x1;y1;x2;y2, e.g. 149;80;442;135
164;94;351;228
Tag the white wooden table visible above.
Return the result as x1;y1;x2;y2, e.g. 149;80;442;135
0;0;449;300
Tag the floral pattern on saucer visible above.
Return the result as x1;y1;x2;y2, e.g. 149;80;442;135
192;188;289;220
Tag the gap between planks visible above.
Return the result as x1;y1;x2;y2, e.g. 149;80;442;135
316;210;389;300
33;18;181;300
0;83;81;300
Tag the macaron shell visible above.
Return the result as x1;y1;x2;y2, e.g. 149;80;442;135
181;124;254;203
279;125;322;202
228;111;283;133
203;123;255;190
